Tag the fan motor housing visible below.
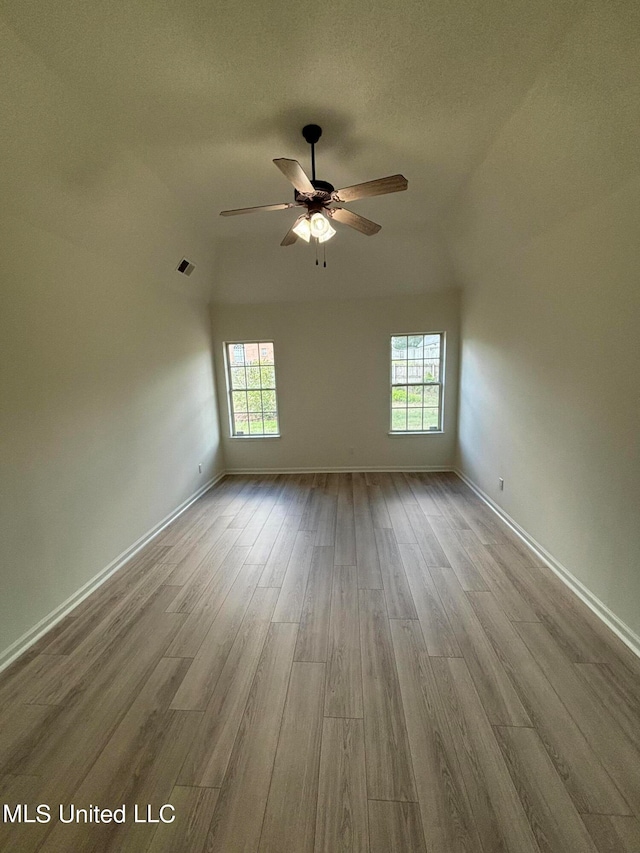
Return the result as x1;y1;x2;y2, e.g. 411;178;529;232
295;179;335;207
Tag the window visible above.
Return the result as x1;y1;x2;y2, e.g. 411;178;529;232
225;340;279;437
390;333;444;432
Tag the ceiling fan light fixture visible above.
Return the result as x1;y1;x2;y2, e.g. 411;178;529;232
292;216;311;242
309;211;335;241
317;222;336;243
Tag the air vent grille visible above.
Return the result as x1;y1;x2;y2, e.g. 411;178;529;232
177;258;195;276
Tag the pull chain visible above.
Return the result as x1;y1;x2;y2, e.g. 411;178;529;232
323;242;327;268
315;238;319;266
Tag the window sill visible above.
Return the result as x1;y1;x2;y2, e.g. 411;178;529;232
388;430;444;436
230;434;281;439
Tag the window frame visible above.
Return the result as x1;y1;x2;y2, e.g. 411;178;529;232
223;339;280;439
389;331;445;435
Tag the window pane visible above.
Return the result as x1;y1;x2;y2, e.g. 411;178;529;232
230;367;246;389
263;413;278;434
234;412;249;435
391;336;408;358
259;342;274;364
424;334;440;354
247;390;262;411
246;366;261;388
422;408;440;429
407;385;423;407
424;361;440;382
244;343;259;364
423;385;440;407
262;389;276;410
392;386;407;408
229;343;245;365
407;334;424;351
260;366;276;387
407;408;423;430
392;409;407;431
232;391;247;413
248;413;264;435
392;361;407;383
407;360;422;382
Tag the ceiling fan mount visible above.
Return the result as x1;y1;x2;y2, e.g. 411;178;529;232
220;123;408;250
301;123;323;145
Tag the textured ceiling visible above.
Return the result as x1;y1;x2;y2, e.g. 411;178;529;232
1;0;635;302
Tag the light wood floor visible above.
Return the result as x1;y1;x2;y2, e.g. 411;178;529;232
1;472;640;852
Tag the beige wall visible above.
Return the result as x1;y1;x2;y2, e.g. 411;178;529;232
453;2;640;639
0;23;223;661
211;292;459;472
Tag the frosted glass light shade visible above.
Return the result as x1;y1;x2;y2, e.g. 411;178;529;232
292;217;311;242
309;212;336;242
317;224;336;243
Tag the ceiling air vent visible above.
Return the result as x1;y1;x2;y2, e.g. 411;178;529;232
176;258;195;276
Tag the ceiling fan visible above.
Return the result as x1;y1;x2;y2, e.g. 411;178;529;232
220;124;408;251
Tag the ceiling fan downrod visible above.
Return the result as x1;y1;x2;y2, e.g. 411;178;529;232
302;124;322;183
303;124;328;266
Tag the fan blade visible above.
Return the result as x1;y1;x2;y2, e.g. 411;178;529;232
281;215;306;246
334;174;408;203
220;202;299;216
273;158;315;194
331;207;381;236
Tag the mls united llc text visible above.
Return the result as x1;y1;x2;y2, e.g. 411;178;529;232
3;804;176;824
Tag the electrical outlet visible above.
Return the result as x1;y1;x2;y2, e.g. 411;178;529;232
498;477;504;491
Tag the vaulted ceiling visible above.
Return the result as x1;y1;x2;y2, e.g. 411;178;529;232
1;0;636;302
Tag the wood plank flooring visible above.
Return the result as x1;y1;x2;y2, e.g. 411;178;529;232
1;471;639;852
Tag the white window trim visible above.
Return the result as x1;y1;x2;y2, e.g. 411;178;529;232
223;340;281;438
389;331;445;435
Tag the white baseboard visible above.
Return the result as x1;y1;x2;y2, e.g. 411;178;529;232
454;468;640;661
0;471;226;674
225;465;453;475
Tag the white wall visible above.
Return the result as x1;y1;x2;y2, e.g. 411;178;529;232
211;292;459;472
452;2;640;639
0;22;223;661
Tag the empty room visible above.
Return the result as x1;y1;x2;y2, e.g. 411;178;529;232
1;0;639;851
